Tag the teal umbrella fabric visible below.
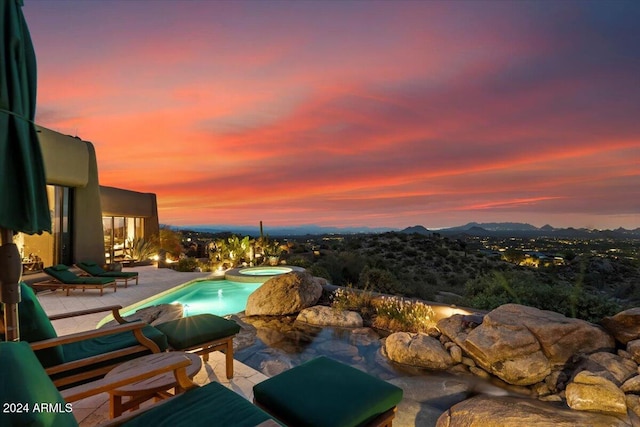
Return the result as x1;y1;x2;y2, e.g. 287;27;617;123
1;0;50;341
0;0;50;234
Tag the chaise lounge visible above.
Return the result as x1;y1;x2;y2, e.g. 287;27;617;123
76;260;139;288
36;264;117;296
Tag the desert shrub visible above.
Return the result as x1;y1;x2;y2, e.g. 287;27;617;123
331;285;376;320
175;257;198;272
287;256;311;268
373;296;437;333
464;270;621;322
308;264;332;282
358;267;400;294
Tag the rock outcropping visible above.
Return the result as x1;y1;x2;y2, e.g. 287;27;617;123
437;303;614;385
245;271;323;316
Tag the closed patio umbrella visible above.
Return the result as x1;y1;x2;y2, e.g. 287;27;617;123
0;0;51;341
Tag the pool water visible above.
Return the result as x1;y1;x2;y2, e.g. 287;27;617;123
123;280;261;318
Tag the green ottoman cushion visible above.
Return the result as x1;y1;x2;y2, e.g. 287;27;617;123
155;314;240;350
253;356;403;427
122;381;277;427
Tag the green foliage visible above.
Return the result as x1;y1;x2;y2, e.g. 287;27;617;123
331;285;376;320
307;264;331;281
358;266;400;294
126;237;159;262
160;227;183;259
373;296;437;333
175;257;198;272
211;235;253;268
463;270;621;322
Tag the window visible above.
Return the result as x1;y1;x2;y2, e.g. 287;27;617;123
102;216;145;263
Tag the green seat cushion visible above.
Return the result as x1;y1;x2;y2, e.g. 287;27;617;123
253;356;403;427
122;381;277;427
155;314;240;350
61;325;169;363
17;283;65;367
0;341;78;427
93;271;138;278
44;265;114;284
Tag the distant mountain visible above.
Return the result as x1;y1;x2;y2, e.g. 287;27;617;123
400;225;431;235
180;224;397;237
446;222;539;232
169;222;640;239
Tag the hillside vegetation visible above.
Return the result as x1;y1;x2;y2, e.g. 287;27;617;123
284;232;640;322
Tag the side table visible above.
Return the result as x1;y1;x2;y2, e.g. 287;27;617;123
105;352;202;418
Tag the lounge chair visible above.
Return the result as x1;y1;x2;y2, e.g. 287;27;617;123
10;283;240;388
36;264;117;296
76;260;139;287
0;341;279;427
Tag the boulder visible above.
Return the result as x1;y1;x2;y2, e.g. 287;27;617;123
384;332;454;370
621;375;640;393
436;395;630;427
245;271;322;316
577;352;638;386
439;304;615;386
296;305;363;328
602;308;640;345
566;370;628;415
627;339;640;364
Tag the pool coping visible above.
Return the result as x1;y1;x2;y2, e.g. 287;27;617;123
225;265;305;282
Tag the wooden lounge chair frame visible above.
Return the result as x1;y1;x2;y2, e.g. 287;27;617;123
36;264;118;296
31;305;162;388
32;278;117;296
76;261;139;288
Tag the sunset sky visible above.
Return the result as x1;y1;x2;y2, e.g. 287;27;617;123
23;1;640;230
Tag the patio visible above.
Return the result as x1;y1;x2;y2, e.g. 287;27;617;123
30;265;269;426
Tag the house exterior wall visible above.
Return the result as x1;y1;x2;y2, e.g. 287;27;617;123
34;125;159;267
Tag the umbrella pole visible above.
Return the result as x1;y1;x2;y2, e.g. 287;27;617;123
0;228;21;341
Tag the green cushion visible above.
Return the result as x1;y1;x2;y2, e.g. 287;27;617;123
121;381;277;427
17;283;65;367
51;264;69;271
0;341;78;427
93;271;138;278
253;356;403;427
62;325;169;363
155;314;240;350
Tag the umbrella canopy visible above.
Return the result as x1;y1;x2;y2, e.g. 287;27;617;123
0;0;51;340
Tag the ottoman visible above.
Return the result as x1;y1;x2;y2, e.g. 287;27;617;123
155;314;241;378
253;356;403;427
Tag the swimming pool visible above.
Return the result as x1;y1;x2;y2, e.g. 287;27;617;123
120;279;261;319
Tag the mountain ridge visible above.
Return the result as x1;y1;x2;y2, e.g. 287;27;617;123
168;222;640;239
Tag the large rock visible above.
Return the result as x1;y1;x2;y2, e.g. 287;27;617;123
577;352;638;386
566;370;628;415
602;308;640;345
436;395;630;427
296;305;363;328
438;304;615;386
384;332;454;370
245;271;322;316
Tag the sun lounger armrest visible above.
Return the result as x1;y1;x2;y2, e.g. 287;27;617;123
61;354;193;402
47;305;124;321
30;320;148;350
